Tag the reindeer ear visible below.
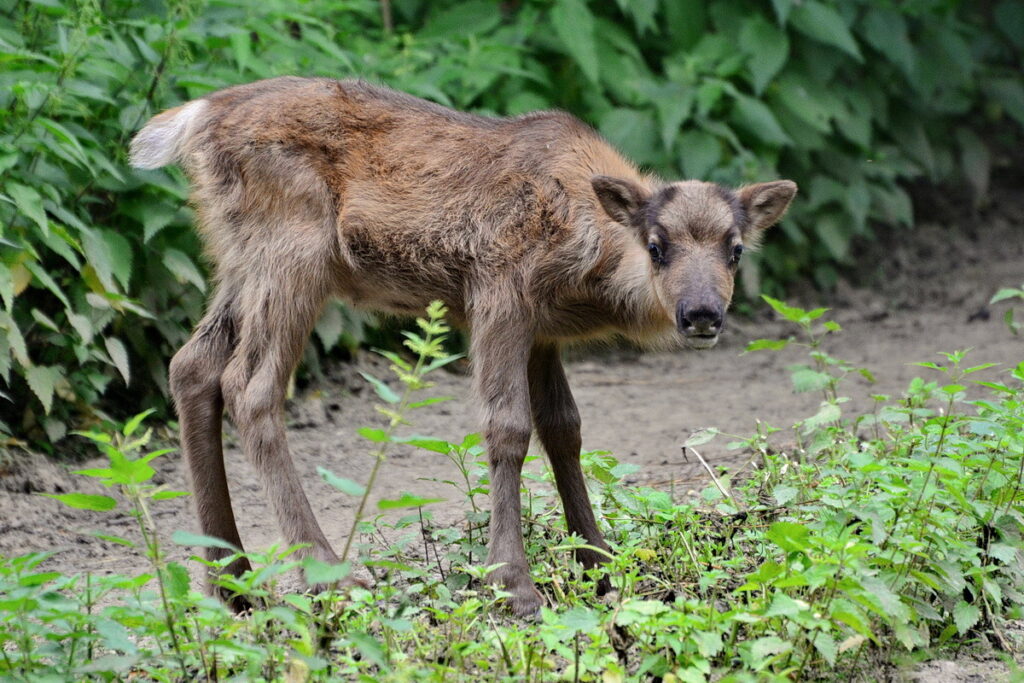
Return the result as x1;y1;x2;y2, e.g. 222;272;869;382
592;175;648;229
738;180;797;236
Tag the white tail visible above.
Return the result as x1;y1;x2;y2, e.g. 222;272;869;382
129;99;209;170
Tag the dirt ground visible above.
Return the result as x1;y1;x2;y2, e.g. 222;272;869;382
1;187;1022;680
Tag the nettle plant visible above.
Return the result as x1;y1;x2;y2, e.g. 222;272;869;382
3;0;1022;446
1;300;1023;680
991;282;1024;335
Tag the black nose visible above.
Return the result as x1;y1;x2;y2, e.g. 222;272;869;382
677;304;724;336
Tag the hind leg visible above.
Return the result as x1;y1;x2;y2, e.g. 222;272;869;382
220;255;339;577
169;284;251;608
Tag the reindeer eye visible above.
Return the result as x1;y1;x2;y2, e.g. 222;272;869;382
648;241;663;263
730;244;744;264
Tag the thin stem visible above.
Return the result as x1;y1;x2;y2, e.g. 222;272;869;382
127;485;189;678
340;314;445;563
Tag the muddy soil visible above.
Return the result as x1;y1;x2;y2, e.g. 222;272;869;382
1;188;1022;680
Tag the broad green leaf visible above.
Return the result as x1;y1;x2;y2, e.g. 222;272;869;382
357;427;389;443
617;0;658;35
36;118;90;171
816;211;851;261
790;1;862;61
101;230;133;291
377;493;444;510
162;248;206;293
26;365;61;414
814;630;837;666
694;631;724;658
24;261;70;308
31;308;59;332
760;295;805;322
773;484;798;506
763;592;803;618
420;0;502;38
318;466;366;496
6;182;48;234
560;606;599;633
2;314;29;366
664;0;706;50
304;558;352;586
347;631;386;668
871;185;913;227
771;0;793;24
359;372;400;404
39;225;81;270
229;30;252;72
394;434;452;454
831;599;874;640
92;533;133;546
105;337;130;384
684;428;718;447
600;108;659;164
749;635;792;662
745;338;790;352
861;8;915;77
801;402;841;433
678;130;721;180
995;0;1024;49
43;417;65;442
151;490;189;501
551;0;599;84
651;82;694;150
44;493;116;511
953;600;980;635
165;562;191;600
739;16;789;94
860;576;908;620
170;530;240;551
991;288;1023;304
0;264;13;312
731;94;791;146
772;78;835;134
408;396;453;409
122;409;155;437
765;521;810;552
81;229;117;292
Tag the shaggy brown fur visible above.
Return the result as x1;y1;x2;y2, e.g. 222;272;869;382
130;76;796;616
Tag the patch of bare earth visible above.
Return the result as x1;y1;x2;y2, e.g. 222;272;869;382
1;188;1021;680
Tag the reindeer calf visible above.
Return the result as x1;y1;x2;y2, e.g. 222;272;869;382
130;77;796;616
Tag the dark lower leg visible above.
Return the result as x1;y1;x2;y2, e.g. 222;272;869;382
472;312;541;616
221;275;338;574
528;344;611;582
169;293;252;604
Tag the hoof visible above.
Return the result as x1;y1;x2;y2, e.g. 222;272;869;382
207;555;259;613
489;563;545;618
309;573;371;597
508;588;544;619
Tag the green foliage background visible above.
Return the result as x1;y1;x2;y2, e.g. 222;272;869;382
1;0;1022;444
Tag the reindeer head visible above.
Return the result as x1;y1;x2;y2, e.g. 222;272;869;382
592;177;797;349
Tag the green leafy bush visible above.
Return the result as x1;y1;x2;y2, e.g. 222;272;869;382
1;0;1022;443
2;301;1023;679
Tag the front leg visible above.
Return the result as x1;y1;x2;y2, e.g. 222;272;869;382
471;309;543;617
528;343;612;594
